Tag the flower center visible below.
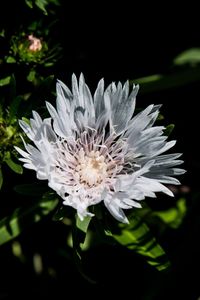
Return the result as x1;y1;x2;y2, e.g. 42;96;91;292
76;149;107;186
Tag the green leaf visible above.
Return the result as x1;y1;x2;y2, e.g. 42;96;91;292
14;183;49;197
71;218;96;284
76;215;92;234
25;0;33;8
153;198;187;229
6;56;16;63
0;76;11;86
71;215;92;250
164;124;175;137
8;96;23;121
0;29;5;37
0;195;59;246
134;74;162;84
112;215;171;271
0;168;3;190
25;0;59;12
35;0;48;14
174;48;200;66
27;70;36;82
42;74;54;87
131;66;200;94
4;152;23;174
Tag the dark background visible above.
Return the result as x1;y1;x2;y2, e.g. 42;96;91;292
0;2;200;299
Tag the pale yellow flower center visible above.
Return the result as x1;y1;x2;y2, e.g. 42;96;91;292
76;149;107;186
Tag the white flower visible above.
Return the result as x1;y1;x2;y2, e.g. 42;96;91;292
15;74;185;223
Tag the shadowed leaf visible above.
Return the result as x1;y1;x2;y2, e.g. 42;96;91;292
164;124;175;137
112;214;171;271
4;152;23;174
131;67;200;94
14;183;49;196
0;194;59;246
153;198;187;229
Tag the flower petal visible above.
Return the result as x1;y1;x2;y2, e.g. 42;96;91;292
104;195;129;223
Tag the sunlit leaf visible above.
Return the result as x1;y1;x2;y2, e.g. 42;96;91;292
76;215;91;234
174;48;200;66
6;56;16;63
0;76;11;86
112;215;171;271
153;198;187;229
67;230;92;251
0;195;59;246
71;215;92;252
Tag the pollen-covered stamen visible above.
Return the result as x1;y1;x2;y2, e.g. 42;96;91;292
76;149;107;186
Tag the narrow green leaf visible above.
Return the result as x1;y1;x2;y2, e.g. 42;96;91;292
0;76;11;86
131;66;200;94
112;215;171;271
35;0;48;14
25;0;33;8
174;48;200;66
0;168;3;190
4;153;23;174
0;196;59;246
8;96;23;121
134;74;162;84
